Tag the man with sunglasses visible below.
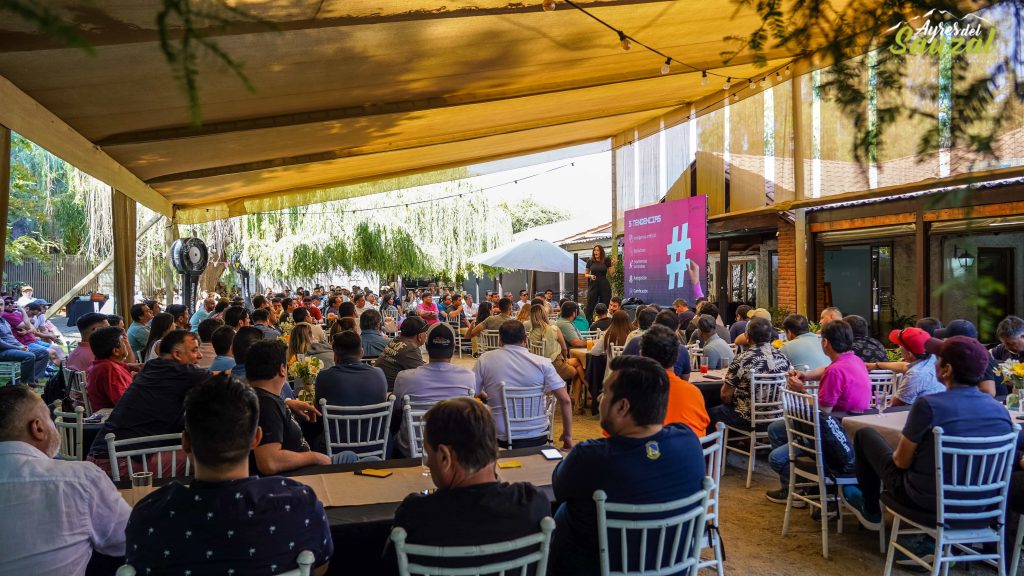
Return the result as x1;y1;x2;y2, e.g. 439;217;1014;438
0;298;49;382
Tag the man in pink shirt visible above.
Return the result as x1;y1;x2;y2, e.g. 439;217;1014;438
765;319;870;504
415;292;440;325
86;327;137;410
66;313;109;372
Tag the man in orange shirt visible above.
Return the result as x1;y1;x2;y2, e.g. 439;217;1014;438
639;324;709;438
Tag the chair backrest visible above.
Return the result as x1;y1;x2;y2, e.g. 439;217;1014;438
383;308;400;319
699;422;726;527
319;397;394;459
748;373;787;427
933;424;1020;529
529;340;546;357
359;358;377;366
480;330;500;353
500;382;549;443
580;330;600;341
64;367;92;416
391;517;555;576
402;396;437;458
780;388;826;478
116;551;316;576
608;345;625;362
687;343;703;370
104;432;190;482
0;361;21;386
868;370;896;407
53;402;85;461
594;477;714;576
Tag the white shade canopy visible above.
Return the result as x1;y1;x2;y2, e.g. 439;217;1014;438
473;239;586;274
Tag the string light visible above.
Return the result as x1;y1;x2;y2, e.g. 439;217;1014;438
701;70;708;86
617;31;631;51
661;58;671;75
747;79;754;89
776;71;782;81
542;0;557;11
723;77;731;90
759;77;767;88
785;65;791;75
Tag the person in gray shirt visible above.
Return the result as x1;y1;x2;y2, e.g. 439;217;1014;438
779;314;830;370
698;314;734;369
374;316;429;390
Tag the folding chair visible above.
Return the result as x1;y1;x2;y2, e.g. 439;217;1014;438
499;382;550;447
105;432;191;482
53;402;85;461
594;477;714;576
882;425;1020;576
780;389;858;558
723;372;787;488
319;398;394;459
391;517;555;576
699;422;727;576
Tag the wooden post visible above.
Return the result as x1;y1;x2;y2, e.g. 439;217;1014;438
717;240;730;313
791;73;811;316
0;126;10;276
916;210;929;319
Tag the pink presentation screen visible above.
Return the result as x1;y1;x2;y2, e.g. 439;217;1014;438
623;196;708;305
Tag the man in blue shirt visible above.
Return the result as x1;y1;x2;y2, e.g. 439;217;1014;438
0;314;47;382
187;297;215;333
358;309;389;357
779;313;830;370
550;355;706;575
698;314;734;370
846;335;1014;530
126;374;333;575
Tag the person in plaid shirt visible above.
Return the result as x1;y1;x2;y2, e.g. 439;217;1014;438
708;317;791;432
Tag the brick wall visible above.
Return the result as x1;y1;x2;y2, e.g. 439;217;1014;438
776;217;797;313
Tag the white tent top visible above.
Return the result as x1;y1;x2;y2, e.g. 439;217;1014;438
474;238;587;273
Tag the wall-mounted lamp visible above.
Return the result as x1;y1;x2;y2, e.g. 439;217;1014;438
954;243;976;269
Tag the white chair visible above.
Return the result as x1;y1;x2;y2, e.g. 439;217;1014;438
446;316;465;358
594;477;714;576
580;330;599;341
64;367;92;416
402;396;436;459
104;432;190;482
698;422;727;576
529;340;545;357
391;517;555;576
359;358;377;366
868;370;896;408
319;397;394;459
882;425;1020;576
687;343;703;371
116;550;316;576
608;345;625;362
479;330;500;353
499;382;550;447
780;389;858;559
0;361;21;386
723;372;787;488
53;402;85;461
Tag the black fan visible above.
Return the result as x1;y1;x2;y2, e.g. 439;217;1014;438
170;238;209;314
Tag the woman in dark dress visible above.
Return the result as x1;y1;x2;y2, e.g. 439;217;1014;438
584;245;613;323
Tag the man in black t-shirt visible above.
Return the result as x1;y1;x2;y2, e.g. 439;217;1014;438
127;375;333;575
390;397;550;568
589;303;612;332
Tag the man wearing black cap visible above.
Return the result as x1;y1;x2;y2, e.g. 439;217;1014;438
933;319;1005;396
375;315;428;390
845;336;1014;532
390;323;476;457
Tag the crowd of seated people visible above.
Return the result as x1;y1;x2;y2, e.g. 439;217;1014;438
10;279;1024;574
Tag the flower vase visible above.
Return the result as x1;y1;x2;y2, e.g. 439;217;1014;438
296;378;316;404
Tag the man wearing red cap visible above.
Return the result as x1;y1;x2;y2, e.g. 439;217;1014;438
886;327;944;407
845;336;1014;531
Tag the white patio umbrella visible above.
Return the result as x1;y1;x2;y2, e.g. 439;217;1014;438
473;239;586;297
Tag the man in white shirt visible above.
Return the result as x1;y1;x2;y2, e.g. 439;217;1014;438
473;320;573;449
0;386;130;574
515;290;530;311
391;323;476;457
463;294;479;317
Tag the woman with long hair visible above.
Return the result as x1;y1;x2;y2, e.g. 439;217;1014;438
287;323;313;364
402;290;417;313
584;244;613;323
515;303;531;323
142;312;175;362
528;304;585;402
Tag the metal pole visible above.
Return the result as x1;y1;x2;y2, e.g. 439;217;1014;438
573;254;579;302
0;126;10;274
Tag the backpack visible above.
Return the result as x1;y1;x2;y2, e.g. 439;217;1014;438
42;366;68;410
819;414;856;476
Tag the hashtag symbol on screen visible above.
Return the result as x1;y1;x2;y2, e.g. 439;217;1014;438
665;224;691;290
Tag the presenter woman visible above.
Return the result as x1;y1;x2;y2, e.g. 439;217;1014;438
584;245;613;322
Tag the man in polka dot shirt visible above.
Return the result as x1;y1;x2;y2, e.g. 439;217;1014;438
125;374;333;575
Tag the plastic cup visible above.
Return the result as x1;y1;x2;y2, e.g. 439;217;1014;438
421;451;430;477
131;471;154;504
700;365;709;374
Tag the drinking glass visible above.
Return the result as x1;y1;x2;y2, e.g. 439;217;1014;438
875;391;888;416
131;471;154;504
700;364;709;375
421;451;430;477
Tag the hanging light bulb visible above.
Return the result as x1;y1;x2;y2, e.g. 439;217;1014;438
701;70;709;86
542;0;556;11
617;31;631;51
775;71;782;81
759;77;767;88
785;65;791;76
723;77;731;90
732;93;738;102
748;79;754;89
661;58;672;75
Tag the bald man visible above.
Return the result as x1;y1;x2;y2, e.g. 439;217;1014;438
0;386;130;572
189;297;217;333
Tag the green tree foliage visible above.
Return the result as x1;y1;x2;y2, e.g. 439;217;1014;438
500;198;571;234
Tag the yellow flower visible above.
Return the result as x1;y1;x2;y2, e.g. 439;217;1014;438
772;339;784;349
1013;363;1024;378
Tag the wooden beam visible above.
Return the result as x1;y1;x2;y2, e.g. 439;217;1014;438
808;212;917;233
923;200;1024;222
0;74;172;217
0;125;9;270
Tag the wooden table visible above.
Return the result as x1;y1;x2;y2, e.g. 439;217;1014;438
568;347;589;366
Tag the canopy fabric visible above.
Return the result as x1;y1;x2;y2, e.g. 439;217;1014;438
0;0;853;222
474;239;586;273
